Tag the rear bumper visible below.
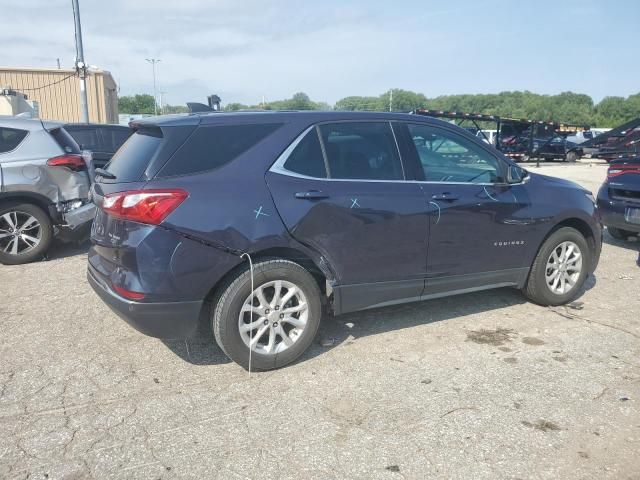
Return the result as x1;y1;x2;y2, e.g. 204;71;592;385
597;188;640;233
54;202;96;243
600;209;640;233
88;264;202;339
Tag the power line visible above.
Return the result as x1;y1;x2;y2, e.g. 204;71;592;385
18;73;77;92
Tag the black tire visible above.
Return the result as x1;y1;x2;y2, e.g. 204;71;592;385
523;227;590;306
0;202;53;265
212;259;322;370
565;151;578;162
607;226;634;240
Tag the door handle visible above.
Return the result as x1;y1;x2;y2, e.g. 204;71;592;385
431;192;459;202
295;190;329;199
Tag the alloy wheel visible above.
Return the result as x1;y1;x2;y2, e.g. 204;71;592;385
545;240;582;295
0;211;42;256
238;280;309;355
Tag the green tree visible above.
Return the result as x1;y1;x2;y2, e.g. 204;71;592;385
225;102;249;111
118;94;156;114
334;96;384;111
384;89;428;111
264;92;325;110
163;104;189;114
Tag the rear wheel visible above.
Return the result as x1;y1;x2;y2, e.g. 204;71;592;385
0;202;53;265
523;227;590;306
607;226;635;240
212;259;322;370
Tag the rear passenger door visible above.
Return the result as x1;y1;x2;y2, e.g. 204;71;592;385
266;121;430;314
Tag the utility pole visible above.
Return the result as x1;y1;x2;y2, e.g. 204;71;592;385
145;58;160;115
72;0;89;123
159;91;166;115
389;89;393;112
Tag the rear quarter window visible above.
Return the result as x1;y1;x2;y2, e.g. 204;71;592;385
0;127;28;153
157;123;282;177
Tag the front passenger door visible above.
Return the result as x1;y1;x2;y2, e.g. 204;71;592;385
401;123;533;295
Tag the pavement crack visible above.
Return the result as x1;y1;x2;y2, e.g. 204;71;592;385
548;306;640;340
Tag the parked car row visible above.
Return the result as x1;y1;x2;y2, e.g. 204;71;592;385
6;109;637;371
0;117;131;264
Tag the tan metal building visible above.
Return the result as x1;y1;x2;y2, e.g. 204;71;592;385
0;67;118;124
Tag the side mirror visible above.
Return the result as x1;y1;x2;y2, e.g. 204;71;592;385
507;164;527;184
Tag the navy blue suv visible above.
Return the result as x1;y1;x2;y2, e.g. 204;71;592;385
88;111;602;370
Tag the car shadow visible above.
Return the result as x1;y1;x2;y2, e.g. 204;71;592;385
44;239;91;260
603;231;640;267
162;281;595;369
162;304;233;366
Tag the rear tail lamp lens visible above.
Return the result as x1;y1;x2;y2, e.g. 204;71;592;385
46;154;86;171
102;189;188;225
608;166;640;178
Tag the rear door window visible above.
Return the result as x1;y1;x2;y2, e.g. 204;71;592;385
104;128;163;182
65;127;100;151
283;129;327;178
102;127;133;153
157;123;282;177
318;122;403;180
0;127;28;153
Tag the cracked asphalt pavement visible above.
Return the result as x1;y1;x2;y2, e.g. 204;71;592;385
1;161;639;479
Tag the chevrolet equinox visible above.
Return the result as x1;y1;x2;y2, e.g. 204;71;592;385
88;111;602;370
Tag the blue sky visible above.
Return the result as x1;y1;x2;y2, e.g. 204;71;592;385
3;0;639;106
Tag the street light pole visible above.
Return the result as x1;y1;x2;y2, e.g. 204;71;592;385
72;0;89;123
145;58;160;115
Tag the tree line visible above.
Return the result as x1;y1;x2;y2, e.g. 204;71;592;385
119;90;640;127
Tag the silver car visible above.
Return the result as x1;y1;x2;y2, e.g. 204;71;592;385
0;116;95;264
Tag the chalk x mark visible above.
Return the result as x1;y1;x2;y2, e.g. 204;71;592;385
254;206;270;219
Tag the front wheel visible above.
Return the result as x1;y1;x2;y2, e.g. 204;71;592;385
523;227;590;306
212;259;322;370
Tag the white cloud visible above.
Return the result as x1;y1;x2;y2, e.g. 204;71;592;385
1;0;638;106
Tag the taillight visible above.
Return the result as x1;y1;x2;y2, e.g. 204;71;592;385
47;154;86;171
112;284;145;300
608;165;640;178
102;189;188;225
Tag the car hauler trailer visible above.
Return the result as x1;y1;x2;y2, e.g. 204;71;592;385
413;109;590;165
579;117;640;162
